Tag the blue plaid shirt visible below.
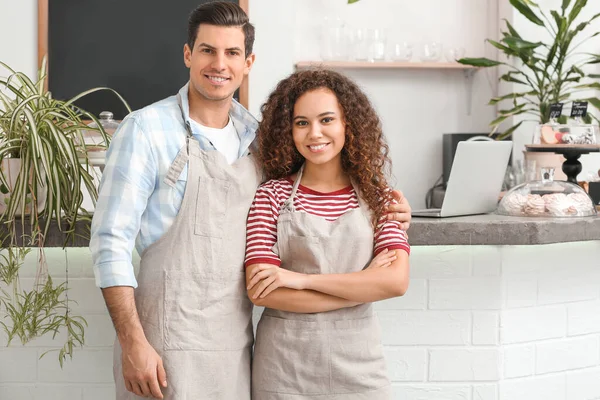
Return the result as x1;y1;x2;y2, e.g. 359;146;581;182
90;83;258;288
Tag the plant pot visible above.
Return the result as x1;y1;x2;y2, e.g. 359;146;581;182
523;151;567;181
0;158;47;216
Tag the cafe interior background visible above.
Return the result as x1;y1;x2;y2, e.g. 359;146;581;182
1;0;600;399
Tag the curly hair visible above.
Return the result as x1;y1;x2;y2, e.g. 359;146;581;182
256;68;393;226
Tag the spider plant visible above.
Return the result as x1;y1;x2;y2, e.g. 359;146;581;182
0;57;131;365
458;0;600;139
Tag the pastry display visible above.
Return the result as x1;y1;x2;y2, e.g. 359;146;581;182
497;167;596;217
523;194;546;216
533;102;599;146
536;124;597;145
543;193;575;216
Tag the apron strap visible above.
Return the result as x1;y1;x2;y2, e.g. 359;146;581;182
281;164;305;212
164;145;189;188
163;94;195;188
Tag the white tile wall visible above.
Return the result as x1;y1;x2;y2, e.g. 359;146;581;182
2;242;600;400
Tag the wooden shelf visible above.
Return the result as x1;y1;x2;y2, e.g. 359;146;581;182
295;61;477;70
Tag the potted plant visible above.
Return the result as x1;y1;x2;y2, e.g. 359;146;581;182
0;57;130;365
458;0;600;139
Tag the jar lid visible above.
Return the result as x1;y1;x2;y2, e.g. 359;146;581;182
99;111;114;120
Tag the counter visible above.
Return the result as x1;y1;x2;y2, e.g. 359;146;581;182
409;213;600;245
2;215;600;400
367;214;600;399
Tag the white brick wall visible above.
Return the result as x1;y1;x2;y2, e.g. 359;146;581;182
2;243;600;400
472;312;499;345
472;384;498;400
503;344;535;379
500;305;567;344
535;336;600;374
429;349;500;381
566;367;600;400
0;248;120;399
500;373;567;400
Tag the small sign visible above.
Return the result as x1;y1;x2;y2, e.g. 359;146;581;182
570;101;588;118
549;103;563;119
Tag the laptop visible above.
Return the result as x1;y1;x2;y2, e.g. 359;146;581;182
412;140;512;218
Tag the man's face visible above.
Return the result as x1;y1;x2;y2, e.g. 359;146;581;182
184;24;254;102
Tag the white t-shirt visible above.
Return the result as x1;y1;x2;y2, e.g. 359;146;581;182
189;116;240;164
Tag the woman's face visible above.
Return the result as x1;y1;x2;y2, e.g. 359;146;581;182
292;88;346;169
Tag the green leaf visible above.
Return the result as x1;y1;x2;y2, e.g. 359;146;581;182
588;56;600;64
510;0;545;26
551;10;567;33
545;42;559;66
572;21;589;36
490;106;531;127
500;73;528;85
457;57;502;67
574;82;600;90
502;36;544;51
561;0;572;15
587;12;600;24
572;65;585;76
487;39;514;54
583;97;600;111
347;0;360;3
488;91;537;105
499;103;528;116
497;121;524;140
588;74;600;78
568;0;587;23
503;19;522;38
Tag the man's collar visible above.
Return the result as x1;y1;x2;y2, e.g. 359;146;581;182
178;82;258;132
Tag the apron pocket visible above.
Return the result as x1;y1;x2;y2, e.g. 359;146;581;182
253;316;331;395
163;272;252;351
288;235;325;275
329;316;390;393
194;177;230;238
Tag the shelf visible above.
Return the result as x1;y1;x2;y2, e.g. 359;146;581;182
295;61;478;116
295;61;477;70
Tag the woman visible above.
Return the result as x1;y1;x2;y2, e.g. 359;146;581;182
245;69;410;399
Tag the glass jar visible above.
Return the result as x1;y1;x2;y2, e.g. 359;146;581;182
85;111;119;151
532;122;599;145
497;167;596;217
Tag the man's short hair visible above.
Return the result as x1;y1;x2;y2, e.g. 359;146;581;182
188;2;255;57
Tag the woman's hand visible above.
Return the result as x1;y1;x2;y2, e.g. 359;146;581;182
247;265;308;299
366;249;397;269
386;190;411;231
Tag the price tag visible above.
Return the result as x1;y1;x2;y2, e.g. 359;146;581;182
570;101;588;118
549;103;563;119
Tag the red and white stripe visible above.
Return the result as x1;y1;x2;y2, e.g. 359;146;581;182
245;178;410;268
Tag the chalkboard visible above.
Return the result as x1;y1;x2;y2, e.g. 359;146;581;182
45;0;243;120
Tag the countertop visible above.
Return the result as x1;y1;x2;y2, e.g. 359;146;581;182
408;213;600;246
4;214;600;248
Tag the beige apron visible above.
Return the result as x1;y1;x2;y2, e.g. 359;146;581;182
113;100;262;399
252;166;391;400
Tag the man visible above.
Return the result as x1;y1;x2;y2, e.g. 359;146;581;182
90;2;412;399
